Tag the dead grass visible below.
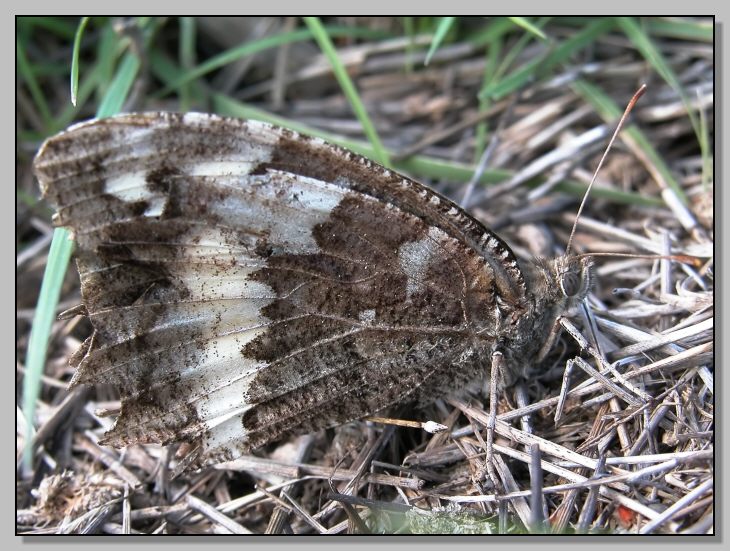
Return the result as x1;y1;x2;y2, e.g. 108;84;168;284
17;17;713;534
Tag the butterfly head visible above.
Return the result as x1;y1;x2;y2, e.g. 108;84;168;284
553;254;594;308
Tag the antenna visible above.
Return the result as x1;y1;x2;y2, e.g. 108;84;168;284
565;84;647;256
575;251;701;267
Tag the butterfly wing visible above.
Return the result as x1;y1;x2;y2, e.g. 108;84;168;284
34;113;530;465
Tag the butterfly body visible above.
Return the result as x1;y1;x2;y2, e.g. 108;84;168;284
34;113;590;465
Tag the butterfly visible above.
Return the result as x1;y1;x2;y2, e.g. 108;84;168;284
33;112;592;467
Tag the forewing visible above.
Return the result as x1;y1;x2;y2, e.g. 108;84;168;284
34;113;522;464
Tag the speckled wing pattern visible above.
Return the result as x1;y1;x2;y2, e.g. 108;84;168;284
34;112;585;466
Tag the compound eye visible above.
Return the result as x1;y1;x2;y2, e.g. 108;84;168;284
560;271;581;297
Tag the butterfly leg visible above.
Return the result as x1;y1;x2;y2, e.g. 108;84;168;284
536;316;564;363
485;348;505;492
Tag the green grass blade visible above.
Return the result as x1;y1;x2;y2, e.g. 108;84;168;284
149;48;210;107
179;17;197;70
178;16;196;111
158;27;313;97
646;17;713;43
572;78;688;204
424;17;455;65
70;17;90;106
489;17;550;92
96;51;141;118
616;17;702;142
22;229;75;467
94;23;119;104
213;93;661;209
697;88;712;190
481;17;613;100
467;17;515;47
402;17;416;72
23;38;140;469
508;17;547;40
17;36;53;128
18;16;77;39
213;93;339;136
474;38;501;162
157;24;390;97
303;17;391;168
57;60;104;129
51;25;121;131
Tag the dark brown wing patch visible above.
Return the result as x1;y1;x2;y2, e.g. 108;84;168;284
34;113;535;466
